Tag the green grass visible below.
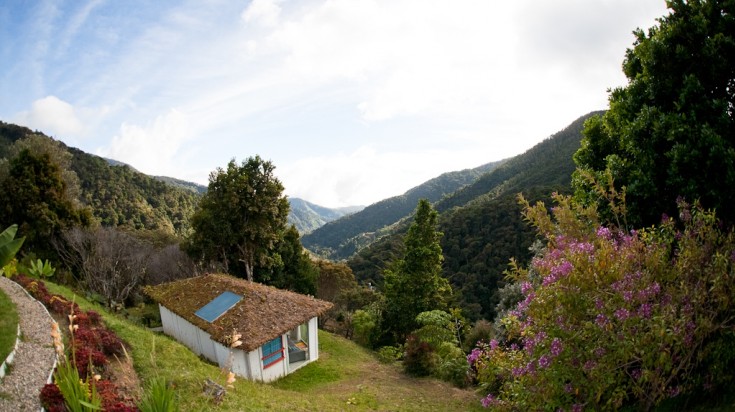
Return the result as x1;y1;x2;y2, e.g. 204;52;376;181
0;288;19;364
44;281;483;411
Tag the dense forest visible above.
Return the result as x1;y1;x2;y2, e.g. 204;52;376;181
0;122;200;238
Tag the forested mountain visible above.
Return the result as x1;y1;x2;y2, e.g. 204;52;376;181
302;160;504;259
152;175;207;194
0;121;199;238
348;112;602;320
288;198;363;235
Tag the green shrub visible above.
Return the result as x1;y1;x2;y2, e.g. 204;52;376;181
470;193;735;410
376;346;402;364
435;342;470;388
0;224;24;276
27;258;56;278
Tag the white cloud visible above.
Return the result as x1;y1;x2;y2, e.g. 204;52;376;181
279;145;494;208
97;109;193;177
267;0;511;122
16;95;85;137
242;0;281;27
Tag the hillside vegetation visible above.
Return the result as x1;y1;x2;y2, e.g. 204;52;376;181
0;122;199;238
349;112;601;320
302;160;504;259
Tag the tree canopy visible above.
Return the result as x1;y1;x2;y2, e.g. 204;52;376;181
185;156;290;281
573;0;735;227
0;148;91;257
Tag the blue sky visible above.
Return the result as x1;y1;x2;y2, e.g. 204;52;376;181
0;0;668;207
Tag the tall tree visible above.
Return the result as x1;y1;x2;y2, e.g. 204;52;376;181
267;225;318;294
0;149;90;257
573;0;735;227
185;156;289;281
382;199;451;343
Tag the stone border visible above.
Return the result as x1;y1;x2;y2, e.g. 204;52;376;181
0;323;21;381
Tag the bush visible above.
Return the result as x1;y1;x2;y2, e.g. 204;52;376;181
463;319;493;352
403;335;437;377
435;342;470;387
471;193;735;410
376;346;402;364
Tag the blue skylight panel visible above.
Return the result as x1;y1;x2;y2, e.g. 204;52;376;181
195;291;242;323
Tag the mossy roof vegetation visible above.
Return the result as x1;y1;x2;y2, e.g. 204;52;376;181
144;273;333;352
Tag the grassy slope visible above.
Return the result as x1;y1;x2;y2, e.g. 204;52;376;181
44;282;482;411
0;288;19;363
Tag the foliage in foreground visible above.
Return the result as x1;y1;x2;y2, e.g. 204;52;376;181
470;192;735;410
573;0;735;228
42;281;482;411
0;224;24;274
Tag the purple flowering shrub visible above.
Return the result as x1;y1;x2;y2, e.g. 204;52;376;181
471;194;735;410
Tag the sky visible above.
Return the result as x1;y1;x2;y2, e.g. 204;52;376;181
0;0;669;208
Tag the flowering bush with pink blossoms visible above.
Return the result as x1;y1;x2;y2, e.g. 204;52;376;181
471;193;735;410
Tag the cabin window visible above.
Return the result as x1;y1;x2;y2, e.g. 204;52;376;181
262;336;284;368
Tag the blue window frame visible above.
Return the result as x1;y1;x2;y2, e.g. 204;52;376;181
262;336;284;368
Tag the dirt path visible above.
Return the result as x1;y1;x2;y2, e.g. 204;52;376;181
0;276;56;411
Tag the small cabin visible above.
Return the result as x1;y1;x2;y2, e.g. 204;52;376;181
145;273;333;382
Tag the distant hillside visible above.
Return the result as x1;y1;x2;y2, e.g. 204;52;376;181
301;160;504;259
348;111;602;320
153;176;207;194
0;121;199;237
0;121;364;238
288;198;363;235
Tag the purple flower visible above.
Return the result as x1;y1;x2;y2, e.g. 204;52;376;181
521;282;533;295
570;241;595;255
481;393;497;408
594;347;606;358
510;343;519;351
554;260;573;276
538;355;551;369
467;348;482;365
489;339;499;350
597;226;612;239
631;369;642;380
614;308;631;321
638;303;653;318
517;292;535;311
564;383;573;394
595;314;609;328
572;404;584;412
550;338;563;357
583;360;596;371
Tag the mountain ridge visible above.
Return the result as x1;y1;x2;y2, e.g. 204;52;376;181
301;160;505;259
